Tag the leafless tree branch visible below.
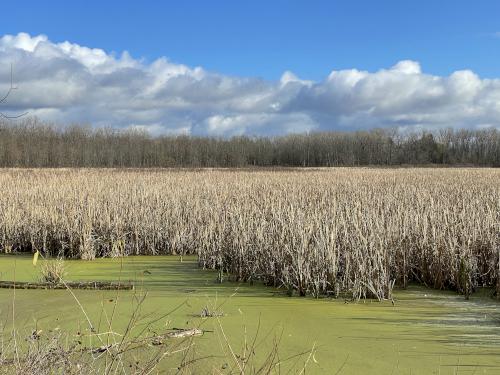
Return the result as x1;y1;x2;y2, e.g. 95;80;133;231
0;63;28;119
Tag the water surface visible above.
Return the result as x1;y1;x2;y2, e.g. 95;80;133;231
1;255;499;374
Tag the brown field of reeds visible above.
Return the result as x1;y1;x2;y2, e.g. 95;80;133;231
0;168;498;300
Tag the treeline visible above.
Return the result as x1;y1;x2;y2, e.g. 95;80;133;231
0;118;499;167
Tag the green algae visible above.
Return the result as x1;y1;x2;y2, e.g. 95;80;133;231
1;254;500;374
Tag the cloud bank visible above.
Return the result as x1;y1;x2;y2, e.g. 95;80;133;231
1;33;499;136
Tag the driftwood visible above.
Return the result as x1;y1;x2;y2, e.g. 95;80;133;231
0;280;134;290
149;328;204;345
165;328;203;338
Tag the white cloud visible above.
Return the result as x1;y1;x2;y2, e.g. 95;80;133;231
1;32;500;135
127;123;191;136
205;113;316;136
391;60;421;75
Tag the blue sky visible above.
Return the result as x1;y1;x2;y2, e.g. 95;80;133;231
2;1;500;80
1;1;500;135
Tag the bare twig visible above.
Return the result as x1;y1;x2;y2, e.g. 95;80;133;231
0;63;28;119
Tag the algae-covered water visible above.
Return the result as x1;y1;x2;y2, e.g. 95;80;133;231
1;255;500;374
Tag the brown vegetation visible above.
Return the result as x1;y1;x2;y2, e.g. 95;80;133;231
38;258;66;284
1;118;499;167
0;168;498;300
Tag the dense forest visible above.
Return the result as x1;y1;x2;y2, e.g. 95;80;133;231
0;118;499;167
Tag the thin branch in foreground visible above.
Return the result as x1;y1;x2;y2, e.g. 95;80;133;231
0;63;28;119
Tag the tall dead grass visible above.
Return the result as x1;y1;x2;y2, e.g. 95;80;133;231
0;168;498;299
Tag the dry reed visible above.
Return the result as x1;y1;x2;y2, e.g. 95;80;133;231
0;168;498;299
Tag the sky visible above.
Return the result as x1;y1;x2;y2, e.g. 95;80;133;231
1;1;500;136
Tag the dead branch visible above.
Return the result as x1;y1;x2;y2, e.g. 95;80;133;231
0;63;28;119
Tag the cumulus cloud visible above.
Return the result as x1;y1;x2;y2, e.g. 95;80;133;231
205;113;317;136
0;32;499;135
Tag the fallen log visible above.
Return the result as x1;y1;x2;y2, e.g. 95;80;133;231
0;280;134;290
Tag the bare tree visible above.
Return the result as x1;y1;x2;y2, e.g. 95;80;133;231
0;63;27;119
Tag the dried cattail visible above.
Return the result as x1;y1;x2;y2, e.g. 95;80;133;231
0;168;498;299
